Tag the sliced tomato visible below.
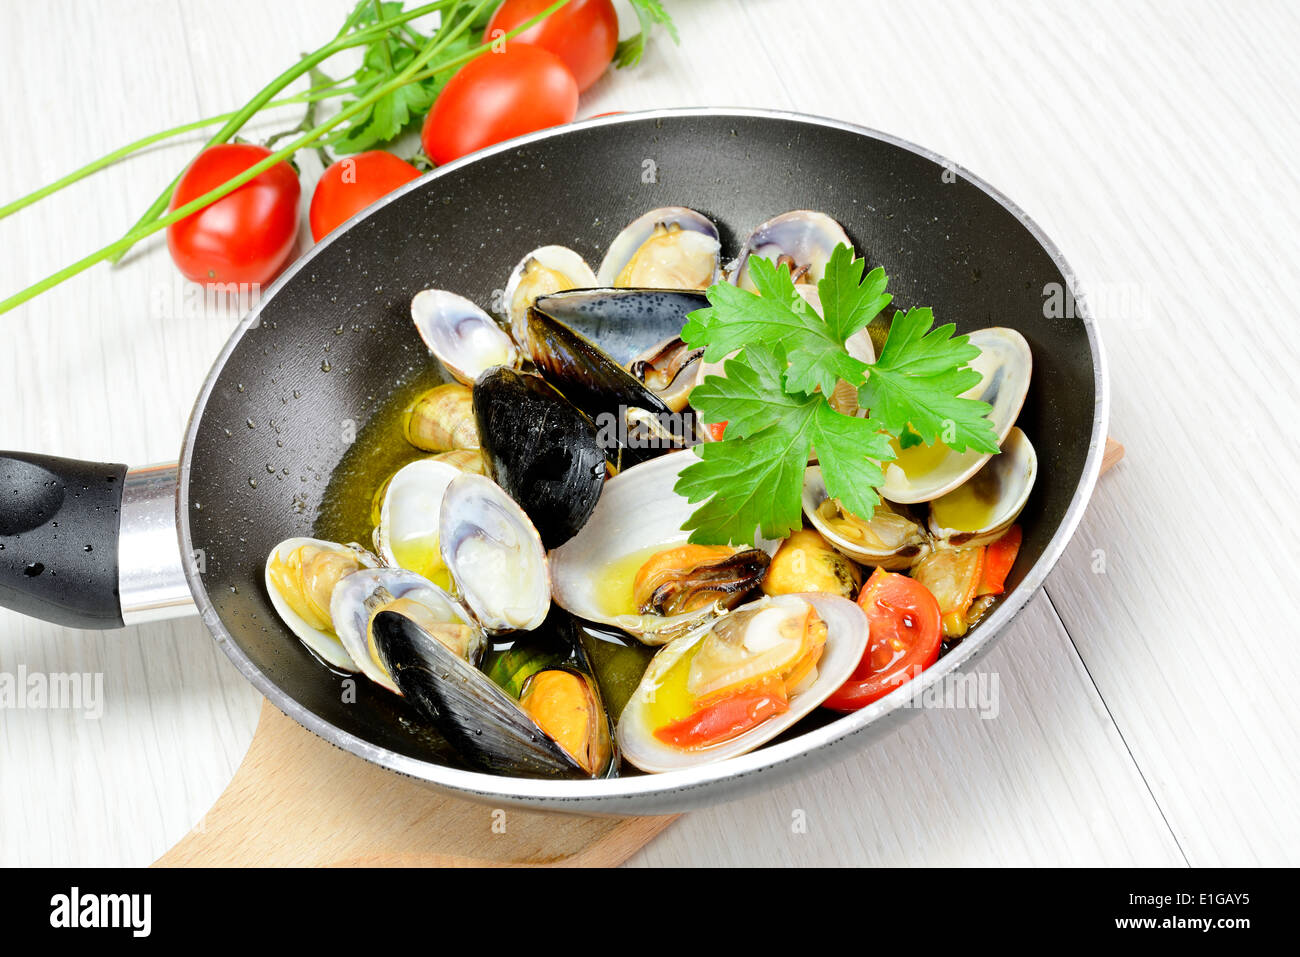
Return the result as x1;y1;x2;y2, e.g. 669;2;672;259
704;421;727;442
654;677;788;749
823;568;942;711
976;525;1022;597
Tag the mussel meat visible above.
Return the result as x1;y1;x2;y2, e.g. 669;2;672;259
632;544;770;616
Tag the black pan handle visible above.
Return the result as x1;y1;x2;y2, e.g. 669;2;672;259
0;452;194;630
0;451;127;628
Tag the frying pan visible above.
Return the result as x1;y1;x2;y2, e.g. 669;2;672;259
0;108;1108;814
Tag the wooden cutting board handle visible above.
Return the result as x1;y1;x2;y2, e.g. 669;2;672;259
157;437;1126;867
155;698;676;867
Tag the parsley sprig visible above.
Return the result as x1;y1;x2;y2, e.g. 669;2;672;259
677;244;1001;546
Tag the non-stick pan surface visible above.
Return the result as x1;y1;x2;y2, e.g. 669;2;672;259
179;108;1107;813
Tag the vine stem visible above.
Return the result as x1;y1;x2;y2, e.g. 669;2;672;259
0;0;571;316
0;82;356;221
105;0;463;264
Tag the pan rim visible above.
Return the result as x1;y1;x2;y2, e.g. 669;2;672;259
177;106;1110;810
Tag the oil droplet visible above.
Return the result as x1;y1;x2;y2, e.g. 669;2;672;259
321;361;332;372
23;562;44;577
83;544;93;552
248;478;259;489
246;418;256;429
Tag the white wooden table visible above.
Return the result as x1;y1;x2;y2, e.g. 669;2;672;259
2;0;1297;867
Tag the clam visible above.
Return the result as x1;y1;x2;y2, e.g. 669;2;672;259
264;537;378;670
597;207;721;289
368;450;485;527
762;528;862;598
503;245;598;347
550;452;777;645
371;606;615;778
404;383;479;452
802;466;930;569
730;210;852;293
438;473;551;633
330;567;481;693
472;366;606;549
374;458;462;588
411;289;518;385
879;327;1032;503
927;427;1037;546
526;296;693;463
616;593;868;773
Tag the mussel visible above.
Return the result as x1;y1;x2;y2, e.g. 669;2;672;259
526;296;695;463
472;366;606;549
762;528;862;598
633;544;770;616
522;288;708;366
371;606;615;778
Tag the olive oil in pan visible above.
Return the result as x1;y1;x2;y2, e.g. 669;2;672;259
313;365;448;549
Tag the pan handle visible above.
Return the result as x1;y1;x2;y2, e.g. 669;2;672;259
0;452;194;629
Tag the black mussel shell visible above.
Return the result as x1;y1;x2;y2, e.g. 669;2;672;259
526;298;698;463
529;288;709;366
472;367;605;549
371;609;587;779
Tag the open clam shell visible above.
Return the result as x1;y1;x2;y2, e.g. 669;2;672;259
438;473;551;633
549;452;777;645
801;467;930;569
330;567;478;694
375;459;462;586
730;210;852;292
503;245;598;348
411;289;518;385
264;537;378;671
616;593;868;773
928;427;1037;545
597;207;721;289
880;327;1032;503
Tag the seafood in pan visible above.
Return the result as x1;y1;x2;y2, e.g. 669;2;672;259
266;206;1037;780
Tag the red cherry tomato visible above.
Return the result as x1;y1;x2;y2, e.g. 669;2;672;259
421;45;578;165
976;525;1022;597
822;567;943;712
485;0;618;91
309;151;421;241
166;143;300;286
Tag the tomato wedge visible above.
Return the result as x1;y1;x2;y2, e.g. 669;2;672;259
653;677;789;749
977;525;1022;596
823;567;942;712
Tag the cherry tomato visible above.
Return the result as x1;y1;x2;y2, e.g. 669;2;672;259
421;45;578;165
977;525;1022;597
823;568;942;712
309;151;421;241
485;0;618;91
166;143;300;286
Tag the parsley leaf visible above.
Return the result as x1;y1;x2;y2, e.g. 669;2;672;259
615;0;679;68
858;307;1000;453
675;241;1002;546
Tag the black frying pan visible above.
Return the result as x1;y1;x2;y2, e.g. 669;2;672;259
0;109;1107;813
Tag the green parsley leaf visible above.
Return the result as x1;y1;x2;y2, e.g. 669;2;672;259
858;306;1000;453
676;241;1000;545
615;0;679;68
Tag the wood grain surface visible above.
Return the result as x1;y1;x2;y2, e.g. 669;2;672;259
1;0;1296;866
